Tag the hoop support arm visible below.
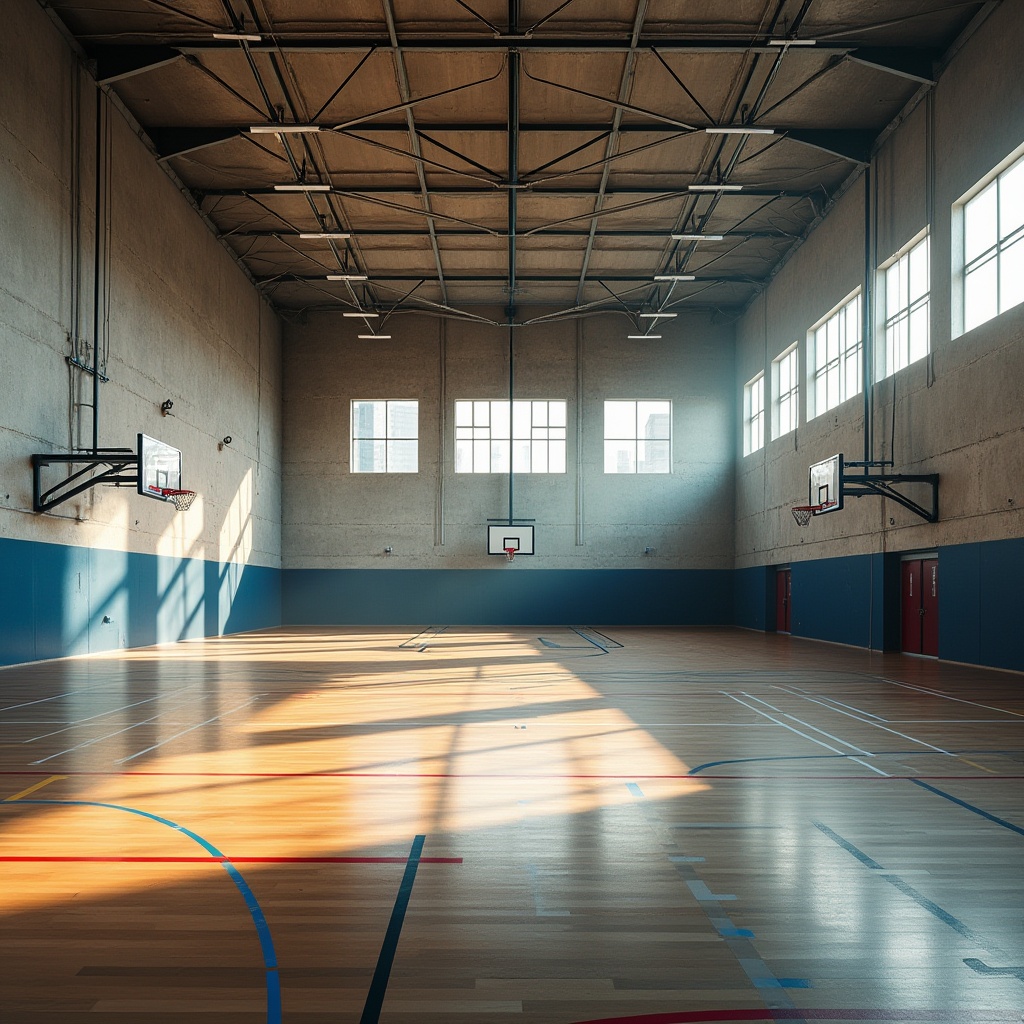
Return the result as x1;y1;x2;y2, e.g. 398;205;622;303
32;450;138;513
841;472;939;523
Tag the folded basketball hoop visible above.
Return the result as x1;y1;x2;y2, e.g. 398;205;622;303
158;488;197;512
791;504;822;526
504;546;517;562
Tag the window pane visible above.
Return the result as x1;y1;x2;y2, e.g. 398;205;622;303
491;401;510;439
999;235;1024;313
491;439;510;473
532;441;548;473
844;347;861;399
386;440;418;472
473;439;490;471
815;371;827;416
885;261;901;319
549;401;567;427
455;401;472;427
387;401;418;439
352;401;382;439
965;182;998;263
455;426;472;439
999;157;1024;238
549;440;567;474
352;439;385;472
892;315;909;373
473;400;490;426
637;401;670;439
965;257;998;331
604;401;636;439
826;363;839;410
455;438;473;472
605;440;634;473
908;238;929;303
826;318;839;361
909;304;929;364
512;439;531;473
511;400;531;438
532;401;548;427
638;439;670;473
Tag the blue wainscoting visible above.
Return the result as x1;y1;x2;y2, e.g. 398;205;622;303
283;569;734;627
0;536;280;667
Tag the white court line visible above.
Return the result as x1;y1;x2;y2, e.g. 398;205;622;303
880;677;1024;718
773;685;888;721
23;688;195;743
114;697;260;764
740;693;874;754
30;712;168;763
0;690;82;713
722;692;889;776
777;691;954;754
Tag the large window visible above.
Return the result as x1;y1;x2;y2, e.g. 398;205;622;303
772;345;798;438
743;373;765;455
454;400;566;473
351;400;418;472
604;400;671;473
810;291;861;418
960;151;1024;333
882;233;930;377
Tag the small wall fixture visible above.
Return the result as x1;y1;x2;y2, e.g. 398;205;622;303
160;399;174;416
218;435;233;451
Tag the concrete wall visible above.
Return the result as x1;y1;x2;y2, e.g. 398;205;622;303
282;310;736;623
0;0;282;666
733;3;1024;670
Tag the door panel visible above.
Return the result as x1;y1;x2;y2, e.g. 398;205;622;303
921;559;939;657
776;569;791;633
901;559;922;654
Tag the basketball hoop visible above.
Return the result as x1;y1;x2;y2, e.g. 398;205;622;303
791;504;821;527
504;546;517;562
158;488;197;512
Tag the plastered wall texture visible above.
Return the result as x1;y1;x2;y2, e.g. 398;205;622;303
733;2;1024;571
0;4;282;588
283;309;736;571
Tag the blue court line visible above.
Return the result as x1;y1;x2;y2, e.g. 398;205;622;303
2;797;281;1023
626;782;645;798
811;820;884;870
910;779;1024;838
880;875;983;942
359;834;425;1024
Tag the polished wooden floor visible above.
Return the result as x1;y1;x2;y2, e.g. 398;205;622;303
0;626;1021;1023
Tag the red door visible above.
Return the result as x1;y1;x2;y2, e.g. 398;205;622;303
921;559;938;657
902;558;939;656
776;569;791;633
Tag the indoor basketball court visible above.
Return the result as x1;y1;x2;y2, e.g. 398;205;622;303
2;2;1023;1022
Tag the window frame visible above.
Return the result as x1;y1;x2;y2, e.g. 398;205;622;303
953;144;1024;337
771;344;799;440
808;289;862;420
453;399;568;474
350;399;419;474
879;230;930;380
603;400;672;474
743;372;765;456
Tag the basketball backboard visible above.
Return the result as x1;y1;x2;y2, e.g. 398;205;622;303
809;453;843;512
487;524;534;556
138;433;182;500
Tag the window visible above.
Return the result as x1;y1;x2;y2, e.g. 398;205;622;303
351;400;418;472
743;373;765;455
772;345;798;438
809;291;861;418
882;232;930;377
960;151;1024;333
604;400;671;473
454;400;566;473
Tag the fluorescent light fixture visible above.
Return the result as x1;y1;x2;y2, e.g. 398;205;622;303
671;233;724;241
274;183;331;192
769;38;816;45
654;274;695;282
213;32;262;41
639;312;677;319
628;334;661;340
358;334;391;340
299;232;351;239
706;127;775;135
343;311;379;318
689;184;743;192
250;124;320;134
327;274;368;281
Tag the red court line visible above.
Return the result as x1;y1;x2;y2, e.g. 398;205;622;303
568;1009;1019;1023
0;855;461;864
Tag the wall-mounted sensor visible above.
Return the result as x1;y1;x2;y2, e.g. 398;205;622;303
218;435;233;452
384;546;393;555
223;436;232;445
160;400;174;416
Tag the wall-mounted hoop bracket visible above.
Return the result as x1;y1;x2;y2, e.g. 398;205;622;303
842;460;939;523
31;449;138;513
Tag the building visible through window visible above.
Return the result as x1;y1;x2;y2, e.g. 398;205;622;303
604;400;671;473
351;400;418;472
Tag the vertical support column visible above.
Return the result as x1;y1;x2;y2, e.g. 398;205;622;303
862;166;873;469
